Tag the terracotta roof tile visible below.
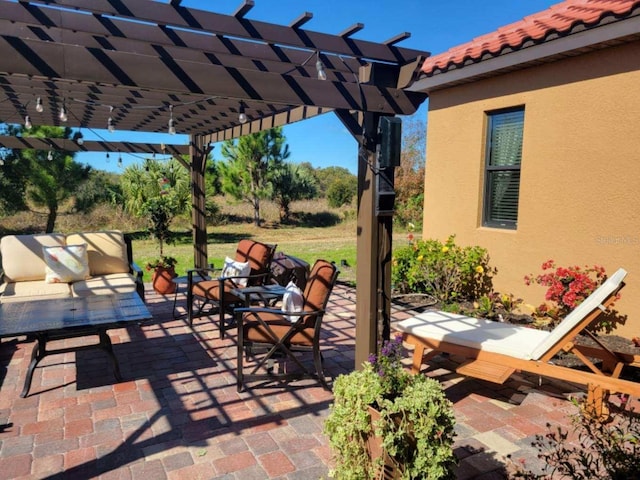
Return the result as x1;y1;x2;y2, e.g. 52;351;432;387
421;0;640;74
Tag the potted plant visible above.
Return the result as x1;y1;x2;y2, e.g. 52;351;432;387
324;335;457;479
146;255;178;295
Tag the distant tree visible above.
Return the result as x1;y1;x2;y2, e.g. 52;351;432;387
120;157;190;251
327;176;356;208
74;170;123;213
395;117;426;228
18;125;91;232
120;157;190;218
219;127;290;226
270;162;318;222
0;125;29;215
314;166;354;197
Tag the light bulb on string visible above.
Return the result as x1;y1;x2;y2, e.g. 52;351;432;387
59;104;68;122
108;106;115;132
238;103;247;124
105;152;110;163
47;151;53;161
35;97;44;113
168;105;176;135
117;153;123;168
316;52;327;81
24;115;32;130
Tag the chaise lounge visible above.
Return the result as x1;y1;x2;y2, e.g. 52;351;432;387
395;268;640;417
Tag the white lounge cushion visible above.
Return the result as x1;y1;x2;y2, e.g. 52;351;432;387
0;279;71;303
397;268;627;362
71;273;138;297
0;234;66;282
397;311;550;360
67;231;129;276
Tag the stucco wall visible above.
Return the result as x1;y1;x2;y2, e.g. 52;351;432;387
423;40;640;338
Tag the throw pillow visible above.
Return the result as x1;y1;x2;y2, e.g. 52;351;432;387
282;281;304;322
222;256;251;287
43;244;91;283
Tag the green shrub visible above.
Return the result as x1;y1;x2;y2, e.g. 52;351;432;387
392;234;494;303
327;177;356;208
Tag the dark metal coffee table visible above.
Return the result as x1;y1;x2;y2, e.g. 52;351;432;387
0;293;152;397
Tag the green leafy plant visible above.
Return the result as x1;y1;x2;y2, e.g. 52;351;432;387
392;234;494;303
144;255;177;271
508;400;640;479
324;335;457;479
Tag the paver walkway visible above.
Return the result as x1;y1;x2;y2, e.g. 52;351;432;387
0;283;615;479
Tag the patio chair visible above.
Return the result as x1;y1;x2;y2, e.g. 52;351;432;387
235;259;339;392
396;268;640;418
186;239;276;338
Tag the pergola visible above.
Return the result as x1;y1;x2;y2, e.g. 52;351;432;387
0;0;428;366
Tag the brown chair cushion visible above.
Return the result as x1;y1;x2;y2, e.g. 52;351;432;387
243;311;314;346
192;280;242;303
303;260;336;312
236;239;272;280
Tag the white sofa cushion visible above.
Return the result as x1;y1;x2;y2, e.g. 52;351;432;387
67;231;129;276
71;273;138;297
0;279;71;302
0;234;66;282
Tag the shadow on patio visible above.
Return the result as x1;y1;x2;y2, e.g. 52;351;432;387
0;283;590;479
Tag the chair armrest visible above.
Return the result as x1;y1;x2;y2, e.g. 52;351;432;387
187;267;217;286
130;261;143;279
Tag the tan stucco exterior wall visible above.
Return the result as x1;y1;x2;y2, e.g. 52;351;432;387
423;40;640;338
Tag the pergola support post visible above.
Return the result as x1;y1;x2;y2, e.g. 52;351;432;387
190;135;211;268
335;108;395;369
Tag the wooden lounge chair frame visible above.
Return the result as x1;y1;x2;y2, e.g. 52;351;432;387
396;268;640;418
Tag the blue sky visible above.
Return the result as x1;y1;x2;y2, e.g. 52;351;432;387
76;0;560;174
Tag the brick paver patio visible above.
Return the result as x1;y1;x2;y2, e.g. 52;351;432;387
0;283;603;479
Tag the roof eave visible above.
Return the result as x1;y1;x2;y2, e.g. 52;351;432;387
408;15;640;94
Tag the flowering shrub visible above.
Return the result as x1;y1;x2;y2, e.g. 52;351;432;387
524;260;607;322
392;234;494;303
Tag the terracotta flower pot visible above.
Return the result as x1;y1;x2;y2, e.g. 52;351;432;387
151;266;177;294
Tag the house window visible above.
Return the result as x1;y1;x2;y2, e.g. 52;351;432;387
483;107;524;229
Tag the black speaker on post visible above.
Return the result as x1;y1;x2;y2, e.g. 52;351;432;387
375;116;401;216
378;116;402;168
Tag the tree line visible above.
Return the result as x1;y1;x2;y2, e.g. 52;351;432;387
0;120;425;233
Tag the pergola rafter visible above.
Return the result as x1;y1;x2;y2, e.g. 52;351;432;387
0;0;430;367
0;0;427;140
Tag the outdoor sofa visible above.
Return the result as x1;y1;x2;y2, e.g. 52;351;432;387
0;230;144;303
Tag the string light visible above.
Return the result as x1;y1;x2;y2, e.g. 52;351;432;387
105;152;110;163
24;115;32;130
35;97;44;113
117;152;123;167
238;103;247;124
316;52;327;81
47;150;53;161
108;106;115;132
59;104;68;122
168;105;176;135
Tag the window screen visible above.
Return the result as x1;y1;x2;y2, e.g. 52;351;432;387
483;108;524;228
